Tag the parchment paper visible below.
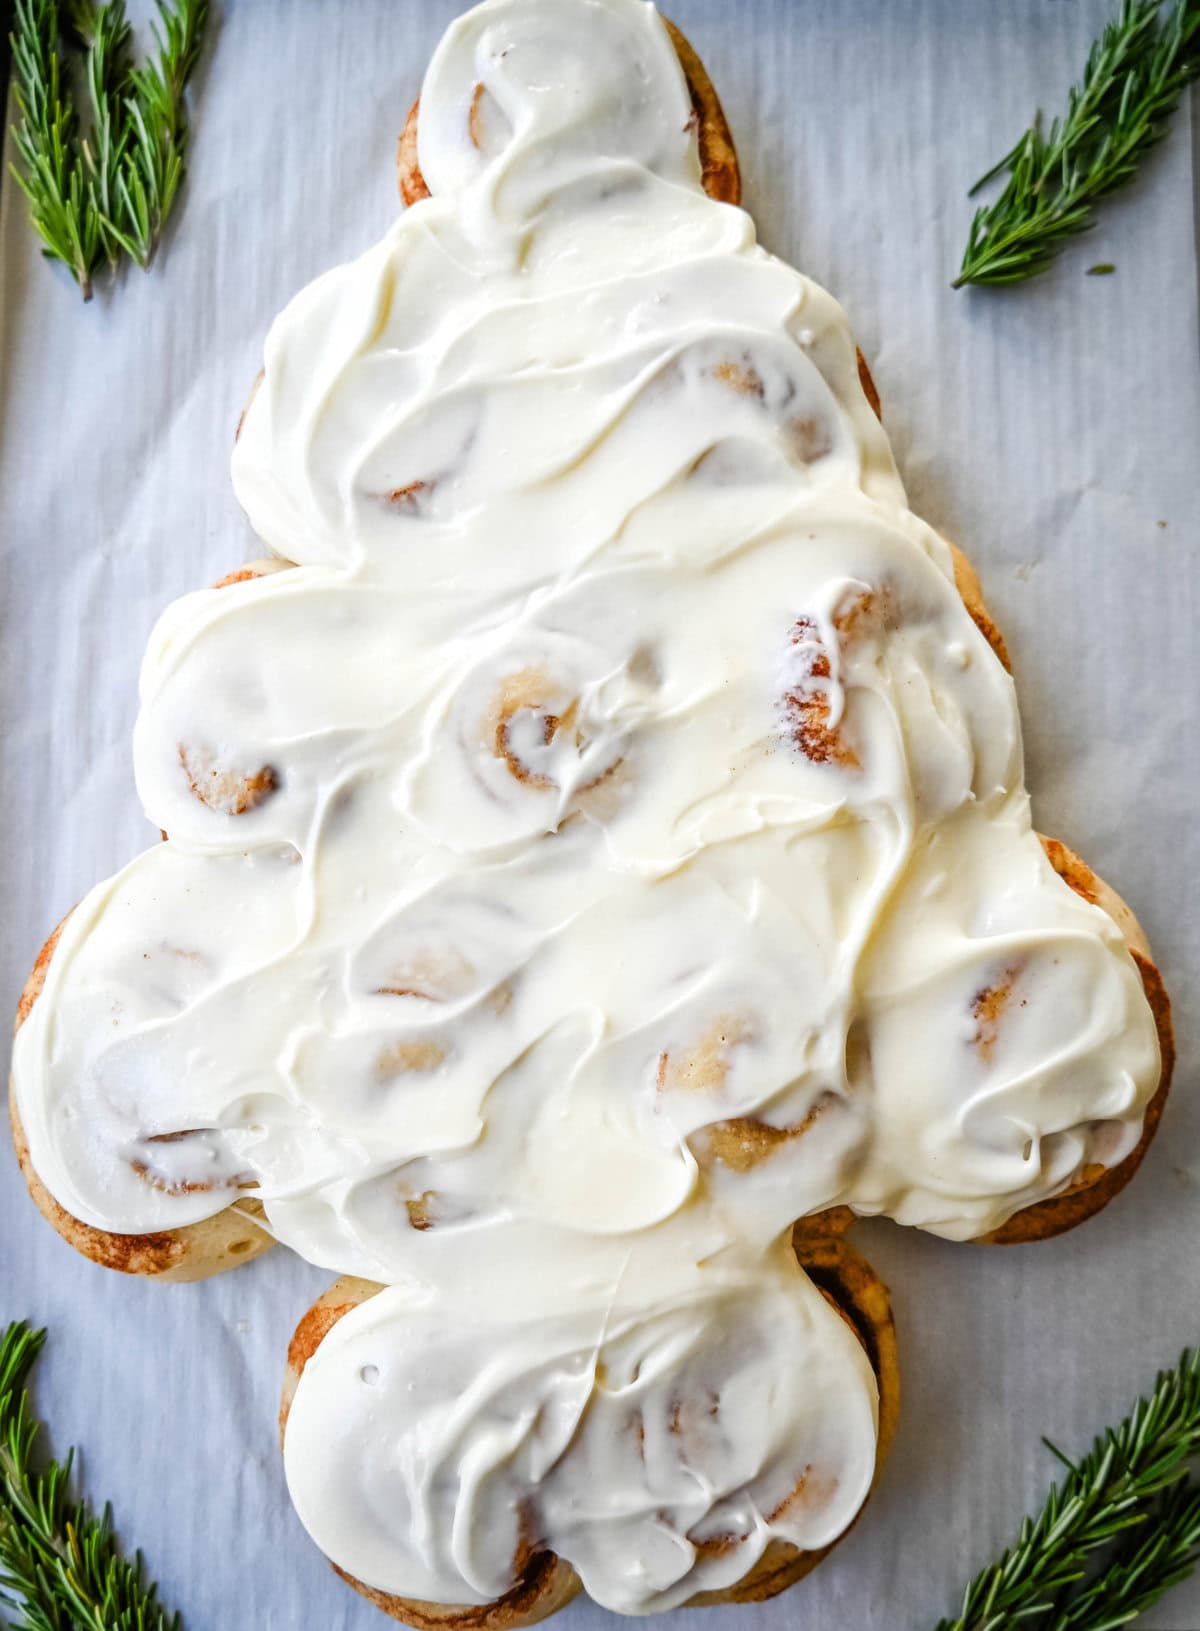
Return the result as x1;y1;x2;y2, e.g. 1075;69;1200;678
2;3;1198;1627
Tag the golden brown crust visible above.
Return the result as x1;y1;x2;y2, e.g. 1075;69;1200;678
280;1245;896;1623
373;23;978;745
856;350;881;420
13;22;1175;1624
947;541;1012;673
788;838;1173;1249
690;1230;899;1605
11;906;274;1283
924;564;1169;1247
213;560;294;596
388;22;995;704
981;838;1174;1245
660;19;740;205
11;1076;184;1279
333;1553;581;1631
279;1277;384;1447
391;18;891;486
280;1276;582;1628
14;912;68;1030
845;306;1012;681
8;560;285;1281
1040;835;1150;956
395;16;740;209
397;100;427;207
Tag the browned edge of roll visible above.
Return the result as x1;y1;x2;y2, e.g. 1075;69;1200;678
279;1235;897;1624
7;567;282;1283
981;837;1173;1246
660;17;741;205
10;943;273;1282
279;1278;581;1629
396;15;741;210
689;1229;899;1605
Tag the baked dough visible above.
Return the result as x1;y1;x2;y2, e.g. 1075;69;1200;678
9;3;1172;1621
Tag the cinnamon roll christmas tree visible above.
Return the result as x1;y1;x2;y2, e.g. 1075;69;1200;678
10;0;1172;1621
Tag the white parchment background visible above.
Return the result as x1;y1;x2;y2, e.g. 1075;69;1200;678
2;3;1198;1627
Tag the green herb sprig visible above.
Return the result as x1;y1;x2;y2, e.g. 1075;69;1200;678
955;0;1200;288
67;0;136;275
8;0;209;300
2;1329;1199;1631
936;1346;1200;1631
0;1319;182;1631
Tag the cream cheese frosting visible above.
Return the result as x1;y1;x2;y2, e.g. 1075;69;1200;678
11;0;1161;1612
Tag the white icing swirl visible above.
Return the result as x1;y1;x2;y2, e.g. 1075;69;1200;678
285;1253;878;1615
11;0;1160;1612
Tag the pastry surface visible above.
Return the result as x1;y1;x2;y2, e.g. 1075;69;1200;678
278;1228;901;1625
9;0;1170;1619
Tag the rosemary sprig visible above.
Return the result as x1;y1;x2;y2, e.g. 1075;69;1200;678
936;1347;1200;1631
66;0;135;273
0;1320;182;1631
1046;1480;1200;1631
9;1;102;298
1;1333;1197;1631
955;0;1200;288
112;0;208;269
7;0;209;299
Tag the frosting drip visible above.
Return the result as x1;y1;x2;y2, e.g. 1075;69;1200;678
11;0;1160;1612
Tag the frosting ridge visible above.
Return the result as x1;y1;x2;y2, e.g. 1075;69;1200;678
11;0;1161;1611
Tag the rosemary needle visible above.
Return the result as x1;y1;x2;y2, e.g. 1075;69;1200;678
955;0;1200;288
936;1347;1200;1631
0;1319;183;1631
8;0;209;299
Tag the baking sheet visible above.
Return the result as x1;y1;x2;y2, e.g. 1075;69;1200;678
2;2;1198;1627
